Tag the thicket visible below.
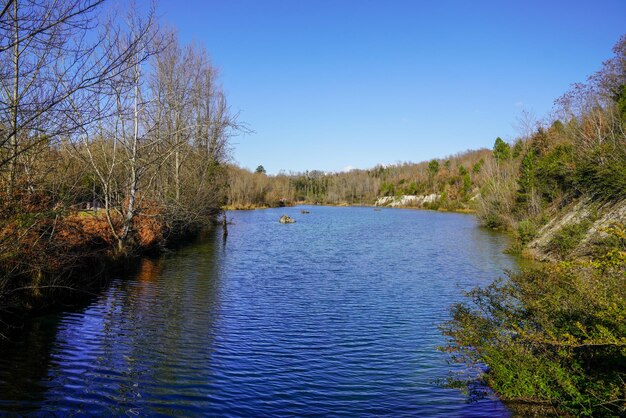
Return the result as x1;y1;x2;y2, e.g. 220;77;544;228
0;1;238;318
442;35;626;416
441;224;626;416
476;35;626;243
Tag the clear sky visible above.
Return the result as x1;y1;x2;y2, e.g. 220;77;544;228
155;0;626;174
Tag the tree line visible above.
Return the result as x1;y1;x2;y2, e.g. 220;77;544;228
226;148;491;211
0;0;238;316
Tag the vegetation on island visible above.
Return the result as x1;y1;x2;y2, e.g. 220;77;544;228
441;35;626;416
0;1;238;320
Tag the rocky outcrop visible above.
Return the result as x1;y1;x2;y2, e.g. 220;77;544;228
279;215;296;224
525;197;626;261
374;194;439;208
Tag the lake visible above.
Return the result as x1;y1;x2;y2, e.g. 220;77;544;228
0;206;517;416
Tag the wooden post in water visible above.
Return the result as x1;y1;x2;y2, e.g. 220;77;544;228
222;213;228;239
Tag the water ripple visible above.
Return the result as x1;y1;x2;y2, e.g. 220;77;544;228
0;206;516;417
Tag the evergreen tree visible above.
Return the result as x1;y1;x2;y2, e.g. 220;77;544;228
493;137;511;163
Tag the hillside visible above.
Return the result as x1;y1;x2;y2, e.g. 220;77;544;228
474;36;626;259
441;35;626;417
227;149;492;211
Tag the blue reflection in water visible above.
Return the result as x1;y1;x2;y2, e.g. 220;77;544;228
0;206;516;416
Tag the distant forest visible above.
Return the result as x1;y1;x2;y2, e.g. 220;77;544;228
227;147;490;211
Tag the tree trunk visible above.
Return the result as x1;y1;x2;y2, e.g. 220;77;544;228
120;61;141;250
8;0;19;195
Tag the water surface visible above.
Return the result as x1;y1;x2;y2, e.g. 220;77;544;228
0;206;516;416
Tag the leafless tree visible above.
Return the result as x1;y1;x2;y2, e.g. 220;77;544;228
0;0;157;195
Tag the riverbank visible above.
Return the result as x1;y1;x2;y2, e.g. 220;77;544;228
224;200;477;215
3;198;480;338
0;207;220;340
442;224;625;416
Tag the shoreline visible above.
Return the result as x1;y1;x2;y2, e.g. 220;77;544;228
224;201;477;215
0;221;218;342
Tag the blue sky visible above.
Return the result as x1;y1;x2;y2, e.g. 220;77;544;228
155;0;626;174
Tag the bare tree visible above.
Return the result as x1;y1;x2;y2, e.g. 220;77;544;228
0;0;155;195
73;5;165;252
149;35;240;229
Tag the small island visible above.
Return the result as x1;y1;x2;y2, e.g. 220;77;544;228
279;215;296;223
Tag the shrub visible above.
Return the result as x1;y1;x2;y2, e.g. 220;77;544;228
547;220;592;258
575;143;626;202
380;182;395;197
440;225;626;416
516;219;538;246
534;143;576;201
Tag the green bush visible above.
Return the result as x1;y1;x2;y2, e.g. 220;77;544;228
534;143;575;202
516;219;538;246
380;182;395;197
440;225;626;416
548;220;592;258
575;143;626;202
472;159;484;174
592;224;626;259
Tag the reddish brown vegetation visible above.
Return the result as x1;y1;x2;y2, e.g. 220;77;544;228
133;203;166;249
0;191;170;315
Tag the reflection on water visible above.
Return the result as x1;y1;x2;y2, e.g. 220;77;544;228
0;207;516;416
135;258;164;283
